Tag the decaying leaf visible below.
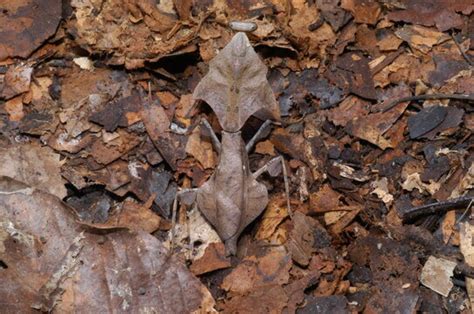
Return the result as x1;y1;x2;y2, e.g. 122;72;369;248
220;284;288;313
395;25;450;54
460;222;474;310
255;195;289;242
286;211;317;266
0;177;215;312
0;64;33;99
170;205;222;261
420;256;457;297
190;242;232;275
221;247;291;295
387;0;473;32
192;32;280;132
70;0;197;68
0;144;66;199
341;0;381;25
141;98;186;170
0;0;62;60
185;125;217;169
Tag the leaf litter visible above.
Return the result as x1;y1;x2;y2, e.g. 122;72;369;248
0;0;473;312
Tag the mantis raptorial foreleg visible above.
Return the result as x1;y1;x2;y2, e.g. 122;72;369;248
245;120;279;153
246;120;291;217
253;155;292;218
199;118;221;152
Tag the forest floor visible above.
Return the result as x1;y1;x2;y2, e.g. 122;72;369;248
1;0;474;313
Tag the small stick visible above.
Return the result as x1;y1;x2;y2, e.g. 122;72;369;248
371;47;404;75
401;196;474;223
455;199;474;225
381;93;474;113
451;32;474;66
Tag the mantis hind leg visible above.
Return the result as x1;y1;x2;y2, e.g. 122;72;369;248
252;155;292;218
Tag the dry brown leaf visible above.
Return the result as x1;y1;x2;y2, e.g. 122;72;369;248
89;129;142;166
0;0;62;60
0;64;33;99
4;95;24;121
286;212;317;266
0;176;215;312
220;284;288;313
341;0;381;25
371;177;394;205
0;144;66;199
287;4;336;56
441;210;456;244
141;100;186;170
190;242;232;276
170;206;222;261
395;25;450;53
255;196;289;241
327;206;362;235
175;94;194;127
255;140;276;156
387;0;473;32
309;184;342;213
185;125;216;169
71;0;197;68
460;222;474;309
85;196;161;233
222;247;291;295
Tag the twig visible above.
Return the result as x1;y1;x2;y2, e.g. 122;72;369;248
282;113;306;126
371;47;404;75
451;32;474;67
401;196;474;223
455;199;473;225
381;93;474;113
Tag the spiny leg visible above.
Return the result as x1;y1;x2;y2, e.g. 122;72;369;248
170;188;199;251
200;117;221;152
253;155;292;218
246;120;280;153
168;116;221;151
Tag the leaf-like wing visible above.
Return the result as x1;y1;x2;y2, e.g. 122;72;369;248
193;32;280;132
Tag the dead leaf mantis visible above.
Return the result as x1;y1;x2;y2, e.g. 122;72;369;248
172;32;291;256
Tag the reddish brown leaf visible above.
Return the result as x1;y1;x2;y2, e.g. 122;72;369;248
0;0;62;60
341;0;381;25
387;0;474;32
221;247;291;295
220;284;288;313
0;64;33;99
190;242;231;275
0;177;215;312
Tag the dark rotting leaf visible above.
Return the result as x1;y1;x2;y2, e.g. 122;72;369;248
407;106;447;139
